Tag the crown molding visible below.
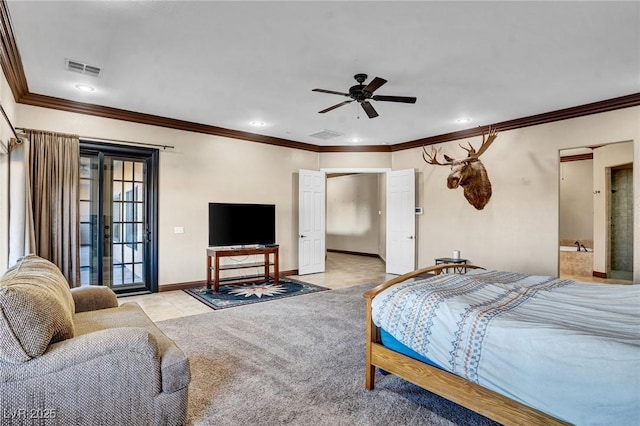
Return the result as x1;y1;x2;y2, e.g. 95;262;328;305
18;92;322;152
392;93;640;152
1;1;639;154
17;89;638;154
0;0;28;100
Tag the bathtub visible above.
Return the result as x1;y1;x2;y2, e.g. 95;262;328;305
560;246;593;276
560;245;592;252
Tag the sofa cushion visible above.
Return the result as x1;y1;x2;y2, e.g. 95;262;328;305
0;254;76;363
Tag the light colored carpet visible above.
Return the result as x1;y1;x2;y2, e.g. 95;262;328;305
156;283;498;426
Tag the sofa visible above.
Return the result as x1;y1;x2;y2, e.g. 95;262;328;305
0;254;190;425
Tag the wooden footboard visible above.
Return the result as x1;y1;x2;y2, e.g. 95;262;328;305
363;264;570;426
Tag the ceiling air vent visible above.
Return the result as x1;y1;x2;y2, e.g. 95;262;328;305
65;59;101;77
309;129;342;140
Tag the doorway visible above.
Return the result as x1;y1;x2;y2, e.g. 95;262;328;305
298;167;415;277
325;172;384;257
559;142;634;282
79;142;159;294
322;167;416;275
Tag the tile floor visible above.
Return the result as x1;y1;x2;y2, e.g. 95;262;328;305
119;252;391;322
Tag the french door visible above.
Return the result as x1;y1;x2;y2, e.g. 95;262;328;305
79;142;158;294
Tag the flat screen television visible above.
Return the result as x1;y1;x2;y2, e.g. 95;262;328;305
208;203;276;247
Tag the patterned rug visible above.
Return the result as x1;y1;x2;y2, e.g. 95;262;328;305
183;278;328;310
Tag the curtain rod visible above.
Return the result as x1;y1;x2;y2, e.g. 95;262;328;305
80;136;175;150
14;129;175;150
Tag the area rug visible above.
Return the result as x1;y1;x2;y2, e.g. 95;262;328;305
157;283;498;426
183;277;328;310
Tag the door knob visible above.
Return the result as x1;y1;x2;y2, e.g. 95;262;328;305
300;235;307;238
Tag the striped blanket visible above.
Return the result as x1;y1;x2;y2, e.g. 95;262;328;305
371;270;640;425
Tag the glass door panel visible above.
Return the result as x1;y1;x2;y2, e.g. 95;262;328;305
110;158;147;288
79;155;99;286
79;143;158;294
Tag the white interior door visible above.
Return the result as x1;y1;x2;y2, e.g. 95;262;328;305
298;169;326;275
386;169;416;274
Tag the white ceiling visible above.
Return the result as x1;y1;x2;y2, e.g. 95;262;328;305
6;1;640;147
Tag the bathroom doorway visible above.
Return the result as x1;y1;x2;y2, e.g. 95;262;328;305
559;149;594;279
559;141;633;283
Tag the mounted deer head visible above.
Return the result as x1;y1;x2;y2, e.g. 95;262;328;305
422;127;498;210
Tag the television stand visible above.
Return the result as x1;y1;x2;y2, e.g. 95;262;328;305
206;246;279;292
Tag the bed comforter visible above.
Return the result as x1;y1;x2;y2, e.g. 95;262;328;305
371;270;640;425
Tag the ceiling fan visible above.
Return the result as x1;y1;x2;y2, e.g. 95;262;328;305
312;73;417;118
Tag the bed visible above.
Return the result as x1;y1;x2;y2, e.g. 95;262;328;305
363;264;640;426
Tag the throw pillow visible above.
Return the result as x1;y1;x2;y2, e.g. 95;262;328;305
0;254;76;363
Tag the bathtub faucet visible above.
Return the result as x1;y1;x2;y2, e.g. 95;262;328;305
574;241;587;252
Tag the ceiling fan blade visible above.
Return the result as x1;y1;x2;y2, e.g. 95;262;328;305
319;100;353;114
312;88;350;96
362;77;387;94
372;95;417;104
361;101;379;118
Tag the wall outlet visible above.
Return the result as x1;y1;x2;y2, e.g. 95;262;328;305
174;226;184;234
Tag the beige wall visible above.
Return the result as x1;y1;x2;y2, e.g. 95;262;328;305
392;107;639;281
4;95;639;283
559;159;594;243
0;73;17;273
14;104;318;285
326;174;381;254
319;151;391;169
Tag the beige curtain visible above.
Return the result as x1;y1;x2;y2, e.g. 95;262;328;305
9;130;80;286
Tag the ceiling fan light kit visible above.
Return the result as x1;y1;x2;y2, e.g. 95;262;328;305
313;74;417;119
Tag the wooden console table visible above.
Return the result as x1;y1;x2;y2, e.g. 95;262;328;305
206;246;279;292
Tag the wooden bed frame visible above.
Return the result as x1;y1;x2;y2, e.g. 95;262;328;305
363;264;571;426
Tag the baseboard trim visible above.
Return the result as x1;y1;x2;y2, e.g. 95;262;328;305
159;280;206;292
327;248;381;259
592;271;607;279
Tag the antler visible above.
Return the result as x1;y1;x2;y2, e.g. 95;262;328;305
422;146;454;166
460;126;498;160
423;126;497;165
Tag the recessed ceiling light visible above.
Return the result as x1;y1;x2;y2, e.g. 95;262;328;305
75;84;95;92
349;137;360;143
456;117;472;124
250;121;266;127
